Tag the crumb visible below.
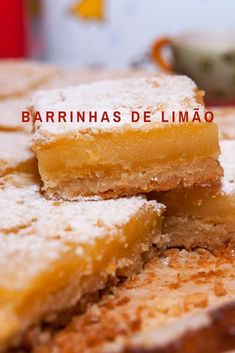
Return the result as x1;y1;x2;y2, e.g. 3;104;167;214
214;281;227;297
183;292;209;311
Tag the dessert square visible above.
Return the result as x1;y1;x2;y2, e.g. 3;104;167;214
33;249;235;353
0;131;37;177
0;179;163;351
30;75;223;200
157;140;235;251
0;97;32;133
0;60;60;99
52;68;154;87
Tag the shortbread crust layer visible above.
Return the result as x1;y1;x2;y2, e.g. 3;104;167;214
0;179;163;352
30;76;222;200
157;140;235;252
43;157;221;201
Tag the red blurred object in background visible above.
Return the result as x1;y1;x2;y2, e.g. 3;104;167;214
0;0;26;58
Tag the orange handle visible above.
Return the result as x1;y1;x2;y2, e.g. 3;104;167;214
151;37;173;72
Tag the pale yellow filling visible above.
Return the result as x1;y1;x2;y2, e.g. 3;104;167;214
34;123;220;180
160;186;235;229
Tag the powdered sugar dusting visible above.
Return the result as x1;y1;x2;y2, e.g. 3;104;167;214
0;182;163;287
0;131;33;170
220;140;235;195
30;75;204;145
0;184;162;240
0;236;69;288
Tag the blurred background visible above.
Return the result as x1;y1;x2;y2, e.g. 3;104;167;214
0;0;234;68
0;0;235;105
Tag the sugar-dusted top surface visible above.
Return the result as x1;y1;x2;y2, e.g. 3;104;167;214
0;181;163;286
0;131;33;169
0;183;162;241
31;75;204;145
0;185;161;243
220;140;235;195
0;235;69;288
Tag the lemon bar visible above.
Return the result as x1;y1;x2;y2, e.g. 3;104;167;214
52;68;154;87
30;75;223;200
0;131;37;177
0;180;163;352
34;248;235;353
0;60;60;99
0;97;31;132
157;140;235;251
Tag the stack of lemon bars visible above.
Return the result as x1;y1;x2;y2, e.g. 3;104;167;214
0;60;235;353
